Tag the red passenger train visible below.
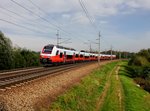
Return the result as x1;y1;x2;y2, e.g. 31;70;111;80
40;44;116;65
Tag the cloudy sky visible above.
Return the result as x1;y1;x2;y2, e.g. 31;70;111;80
0;0;150;52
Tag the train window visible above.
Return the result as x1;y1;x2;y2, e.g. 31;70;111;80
75;54;79;57
43;46;53;54
80;55;83;58
56;50;59;55
67;55;73;59
64;51;66;56
85;56;89;58
60;52;63;58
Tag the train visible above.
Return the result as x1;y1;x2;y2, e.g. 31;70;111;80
40;44;116;65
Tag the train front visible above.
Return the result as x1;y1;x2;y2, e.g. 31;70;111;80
40;45;54;65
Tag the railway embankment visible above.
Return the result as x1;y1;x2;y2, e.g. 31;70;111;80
48;61;150;111
0;61;113;111
49;61;119;111
1;60;148;111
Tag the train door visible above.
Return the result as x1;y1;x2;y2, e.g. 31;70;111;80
64;51;66;63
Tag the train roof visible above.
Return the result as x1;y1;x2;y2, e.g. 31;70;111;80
45;44;76;51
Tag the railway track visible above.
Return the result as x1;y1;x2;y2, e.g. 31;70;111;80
0;62;97;89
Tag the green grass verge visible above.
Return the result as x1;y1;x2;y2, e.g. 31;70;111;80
44;62;119;111
101;63;124;111
119;61;150;111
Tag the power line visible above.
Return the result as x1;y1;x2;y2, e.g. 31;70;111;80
1;0;90;48
28;0;88;41
27;0;63;27
0;8;54;35
0;18;54;37
79;0;98;46
9;0;88;45
9;0;56;29
0;6;56;33
56;30;72;45
0;12;50;34
10;0;75;36
0;6;56;30
79;0;98;31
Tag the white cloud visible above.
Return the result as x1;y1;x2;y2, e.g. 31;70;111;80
62;14;71;19
99;21;108;24
126;0;150;9
71;13;89;25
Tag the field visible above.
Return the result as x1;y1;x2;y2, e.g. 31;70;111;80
42;61;150;111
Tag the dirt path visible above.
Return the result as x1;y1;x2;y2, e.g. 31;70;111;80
96;64;125;111
95;65;116;111
115;66;125;111
0;61;114;111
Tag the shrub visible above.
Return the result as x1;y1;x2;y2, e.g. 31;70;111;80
134;78;150;92
133;56;149;66
0;31;40;70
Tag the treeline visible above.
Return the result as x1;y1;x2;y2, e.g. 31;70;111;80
127;49;150;92
0;31;40;70
101;50;134;59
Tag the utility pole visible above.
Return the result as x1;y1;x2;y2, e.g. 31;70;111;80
119;50;121;59
111;45;113;60
56;30;61;46
90;43;92;52
98;31;100;65
84;40;92;52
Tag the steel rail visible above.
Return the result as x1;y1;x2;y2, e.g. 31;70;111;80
0;62;97;89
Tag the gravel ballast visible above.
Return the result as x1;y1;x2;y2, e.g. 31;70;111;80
0;61;112;111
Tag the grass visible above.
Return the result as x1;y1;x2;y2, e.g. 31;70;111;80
45;61;119;111
41;61;150;111
119;61;150;111
101;64;124;111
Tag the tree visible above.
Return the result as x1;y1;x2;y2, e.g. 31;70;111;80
0;31;13;70
12;47;26;68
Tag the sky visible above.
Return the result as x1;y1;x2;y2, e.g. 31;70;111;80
0;0;150;52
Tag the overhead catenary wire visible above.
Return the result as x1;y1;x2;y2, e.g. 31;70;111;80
0;18;55;38
79;1;110;52
79;0;98;32
1;0;93;50
10;0;76;37
0;6;56;31
9;0;87;44
78;0;101;52
0;13;50;35
27;0;63;27
10;0;57;29
27;0;91;44
0;7;55;35
78;0;102;64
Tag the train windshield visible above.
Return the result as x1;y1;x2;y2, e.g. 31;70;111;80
42;46;53;54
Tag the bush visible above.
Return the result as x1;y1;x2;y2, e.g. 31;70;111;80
20;49;40;67
127;48;150;92
13;48;40;68
133;56;149;66
134;78;150;92
0;31;40;70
